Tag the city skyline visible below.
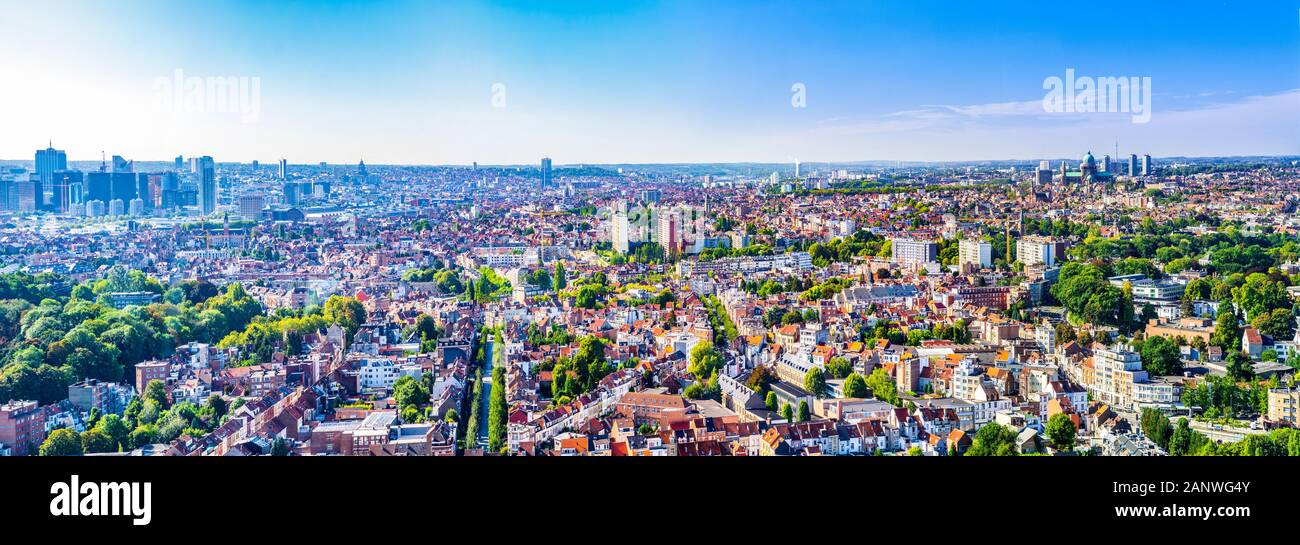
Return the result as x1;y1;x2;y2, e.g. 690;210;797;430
2;0;1299;164
6;2;1300;531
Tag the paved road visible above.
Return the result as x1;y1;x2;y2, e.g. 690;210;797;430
477;339;494;446
1183;418;1266;443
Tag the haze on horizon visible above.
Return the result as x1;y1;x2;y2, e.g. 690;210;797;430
2;0;1298;165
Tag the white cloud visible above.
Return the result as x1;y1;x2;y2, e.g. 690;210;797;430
792;89;1300;161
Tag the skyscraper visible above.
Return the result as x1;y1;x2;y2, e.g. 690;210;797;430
136;174;155;211
159;172;181;209
86;172;113;203
1141;154;1152;176
111;155;133;173
50;170;83;213
35;144;67;210
656;210;678;255
278;158;288;180
611;212;631;254
638;188;661;205
239;195;265;220
197;156;216;215
111;172;137;202
283;182;301;206
1128;154;1138;176
540;157;552;189
16;180;37;212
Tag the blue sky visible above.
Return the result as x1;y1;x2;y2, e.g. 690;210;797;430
2;0;1298;164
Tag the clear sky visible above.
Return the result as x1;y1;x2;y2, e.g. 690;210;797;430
2;0;1298;165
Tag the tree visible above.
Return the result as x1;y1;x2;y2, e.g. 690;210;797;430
1233;273;1289;321
688;342;723;381
1045;413;1076;452
324;294;366;337
1051;262;1125;326
803;367;828;398
746;365;777;394
205;394;228;420
554;262;567;291
1210;310;1241;349
573;285;602;309
393;375;430;413
797;400;811;422
80;428;116;453
95;414;131;451
825;357;852;379
843;372;869;398
965;423;1019;456
39;428;83;456
1252;307;1296;340
488;365;508;452
1139;407;1173;450
143;379;169;408
128;425;157;449
1137;336;1182;376
1226;350;1254;382
864;368;900;406
270;436;290;456
765;391;778;412
780;403;793;421
1168;418;1195;456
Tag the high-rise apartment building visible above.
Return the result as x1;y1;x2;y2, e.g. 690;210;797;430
890;237;937;265
958;238;993;269
1016;235;1060;267
611;212;631;254
656;211;679;254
